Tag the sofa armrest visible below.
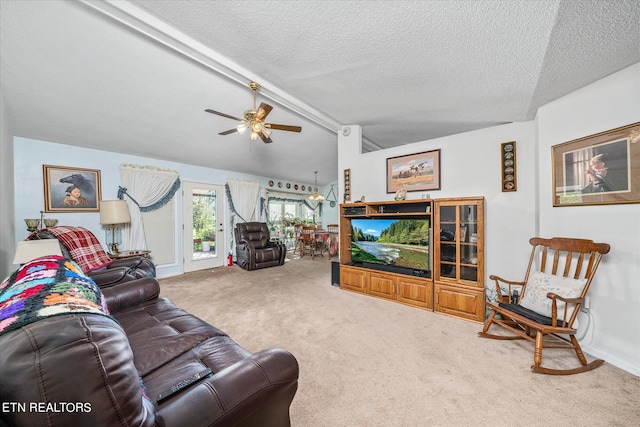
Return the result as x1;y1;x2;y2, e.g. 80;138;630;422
109;256;156;278
155;348;299;427
101;277;161;313
89;267;137;288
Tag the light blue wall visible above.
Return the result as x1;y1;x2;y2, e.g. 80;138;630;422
13;137;331;277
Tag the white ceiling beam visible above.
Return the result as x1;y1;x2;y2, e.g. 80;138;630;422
80;0;342;134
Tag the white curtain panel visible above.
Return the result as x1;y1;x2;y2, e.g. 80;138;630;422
226;179;260;222
259;187;268;222
120;164;180;250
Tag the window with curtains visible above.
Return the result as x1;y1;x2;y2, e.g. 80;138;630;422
268;200;314;229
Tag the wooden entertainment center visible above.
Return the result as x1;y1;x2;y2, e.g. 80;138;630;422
339;197;485;322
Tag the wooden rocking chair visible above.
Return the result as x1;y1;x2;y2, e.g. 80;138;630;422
478;237;610;375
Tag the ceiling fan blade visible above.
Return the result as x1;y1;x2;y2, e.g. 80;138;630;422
264;123;302;132
259;130;273;144
218;128;238;135
205;109;243;121
255;103;273;121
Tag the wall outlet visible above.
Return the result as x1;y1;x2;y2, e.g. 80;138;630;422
584;296;590;309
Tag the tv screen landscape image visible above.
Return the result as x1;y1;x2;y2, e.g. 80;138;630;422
351;218;430;272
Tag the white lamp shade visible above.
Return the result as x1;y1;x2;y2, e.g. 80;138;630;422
13;240;63;265
100;200;131;225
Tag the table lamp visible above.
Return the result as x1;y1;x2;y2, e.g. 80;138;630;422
99;200;131;254
13;240;63;265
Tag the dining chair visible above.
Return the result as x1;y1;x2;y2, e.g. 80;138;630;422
301;225;324;258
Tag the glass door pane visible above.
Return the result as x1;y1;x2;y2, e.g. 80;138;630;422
459;204;478;282
183;182;224;272
192;188;217;259
439;205;457;279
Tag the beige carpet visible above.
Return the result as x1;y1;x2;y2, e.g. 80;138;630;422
159;255;640;426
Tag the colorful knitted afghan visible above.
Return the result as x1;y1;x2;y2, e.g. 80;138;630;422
0;255;110;335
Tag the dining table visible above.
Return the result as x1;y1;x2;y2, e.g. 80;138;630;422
311;229;339;258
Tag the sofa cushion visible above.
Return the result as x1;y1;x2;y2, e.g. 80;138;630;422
112;298;249;377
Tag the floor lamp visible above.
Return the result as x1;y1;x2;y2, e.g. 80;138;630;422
99;200;131;254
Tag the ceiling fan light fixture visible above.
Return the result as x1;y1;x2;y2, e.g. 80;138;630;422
205;81;301;144
251;121;262;133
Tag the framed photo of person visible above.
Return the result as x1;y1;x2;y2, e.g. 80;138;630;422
552;122;640;207
43;165;102;212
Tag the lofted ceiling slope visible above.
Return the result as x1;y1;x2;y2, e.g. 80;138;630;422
1;0;639;185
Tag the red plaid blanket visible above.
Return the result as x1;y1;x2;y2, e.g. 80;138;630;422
41;226;113;273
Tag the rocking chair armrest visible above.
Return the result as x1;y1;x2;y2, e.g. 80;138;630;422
546;292;584;305
489;275;525;302
547;293;584;327
489;275;525;285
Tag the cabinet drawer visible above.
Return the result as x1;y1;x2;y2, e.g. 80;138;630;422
340;266;366;293
368;272;395;300
396;276;433;309
434;283;484;322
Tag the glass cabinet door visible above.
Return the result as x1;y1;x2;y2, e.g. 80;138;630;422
459;204;479;282
438;205;457;279
437;203;480;284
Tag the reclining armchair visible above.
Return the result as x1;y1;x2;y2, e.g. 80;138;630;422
235;222;286;271
29;226;155;287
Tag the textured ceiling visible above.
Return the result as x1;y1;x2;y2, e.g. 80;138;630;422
2;0;639;185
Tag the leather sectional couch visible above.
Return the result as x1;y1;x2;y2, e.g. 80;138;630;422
0;256;299;426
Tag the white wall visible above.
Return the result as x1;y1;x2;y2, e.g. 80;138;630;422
536;63;640;375
13;137;325;277
0;92;16;279
338;122;539;288
337;63;640;375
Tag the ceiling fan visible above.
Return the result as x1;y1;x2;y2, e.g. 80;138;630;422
205;81;302;143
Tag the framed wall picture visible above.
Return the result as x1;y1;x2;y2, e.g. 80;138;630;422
343;168;351;201
501;141;517;192
43;165;102;212
552;122;640;207
386;149;441;193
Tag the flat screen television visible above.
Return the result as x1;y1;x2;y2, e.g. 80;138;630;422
350;218;430;277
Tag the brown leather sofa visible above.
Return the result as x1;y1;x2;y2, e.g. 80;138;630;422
31;228;156;286
0;272;299;426
235;222;286;270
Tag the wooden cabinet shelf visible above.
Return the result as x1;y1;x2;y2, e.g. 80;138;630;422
339;197;484;322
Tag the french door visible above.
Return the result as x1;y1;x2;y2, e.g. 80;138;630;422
182;181;225;272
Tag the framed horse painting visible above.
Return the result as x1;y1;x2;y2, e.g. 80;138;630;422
386;149;441;193
43;165;102;212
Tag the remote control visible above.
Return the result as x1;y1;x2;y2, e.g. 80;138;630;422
156;368;212;402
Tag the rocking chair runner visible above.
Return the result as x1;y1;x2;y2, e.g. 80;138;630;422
479;237;610;375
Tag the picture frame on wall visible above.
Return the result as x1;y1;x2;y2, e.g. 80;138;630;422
343;168;351;201
386;149;441;193
501;141;517;192
551;122;640;207
43;165;102;212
